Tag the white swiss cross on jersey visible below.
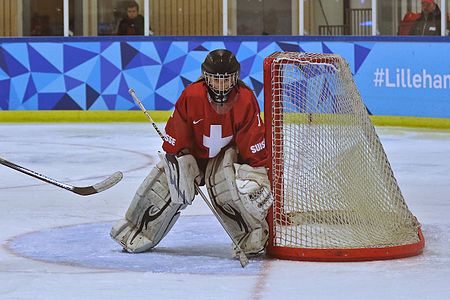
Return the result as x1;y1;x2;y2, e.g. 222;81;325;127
203;125;232;158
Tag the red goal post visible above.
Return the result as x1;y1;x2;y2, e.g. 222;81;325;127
263;52;424;261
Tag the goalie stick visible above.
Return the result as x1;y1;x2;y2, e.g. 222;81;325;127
128;88;249;268
0;157;123;196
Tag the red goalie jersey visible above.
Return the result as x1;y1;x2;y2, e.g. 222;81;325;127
162;81;267;169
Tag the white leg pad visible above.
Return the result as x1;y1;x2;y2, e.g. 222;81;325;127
205;147;270;256
110;160;186;253
232;222;269;257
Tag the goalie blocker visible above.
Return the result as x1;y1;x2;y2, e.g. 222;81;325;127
111;147;273;256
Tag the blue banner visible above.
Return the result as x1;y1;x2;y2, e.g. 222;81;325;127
355;42;450;117
0;36;449;118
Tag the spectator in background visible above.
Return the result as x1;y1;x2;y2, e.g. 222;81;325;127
409;0;441;35
31;14;52;36
117;1;144;35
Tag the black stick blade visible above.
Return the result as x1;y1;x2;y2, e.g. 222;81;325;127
72;171;123;196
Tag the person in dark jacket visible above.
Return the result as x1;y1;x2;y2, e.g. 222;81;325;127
117;1;144;35
409;0;441;35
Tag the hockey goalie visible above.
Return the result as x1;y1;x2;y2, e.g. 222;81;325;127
110;49;273;259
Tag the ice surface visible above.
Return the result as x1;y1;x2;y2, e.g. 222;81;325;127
1;123;449;300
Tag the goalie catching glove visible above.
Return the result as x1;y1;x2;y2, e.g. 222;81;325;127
234;163;273;221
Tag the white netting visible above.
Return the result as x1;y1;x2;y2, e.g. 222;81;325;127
268;52;421;250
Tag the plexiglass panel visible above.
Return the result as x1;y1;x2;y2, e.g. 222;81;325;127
23;0;64;36
447;0;450;35
235;0;292;35
303;0;372;36
387;0;448;36
98;0;146;36
10;0;450;38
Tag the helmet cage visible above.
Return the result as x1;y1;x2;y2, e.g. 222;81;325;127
203;70;239;104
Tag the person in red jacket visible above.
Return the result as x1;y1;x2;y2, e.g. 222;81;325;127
111;49;273;260
409;0;442;35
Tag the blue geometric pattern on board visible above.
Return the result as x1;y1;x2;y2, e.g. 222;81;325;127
0;38;368;111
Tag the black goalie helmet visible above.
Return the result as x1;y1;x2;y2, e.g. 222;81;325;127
201;49;240;104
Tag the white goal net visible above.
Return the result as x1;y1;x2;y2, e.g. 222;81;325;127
263;52;424;261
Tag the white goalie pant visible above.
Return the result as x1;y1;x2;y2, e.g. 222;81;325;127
205;147;273;256
110;160;186;253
